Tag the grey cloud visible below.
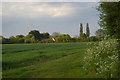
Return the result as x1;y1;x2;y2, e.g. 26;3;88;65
2;2;100;38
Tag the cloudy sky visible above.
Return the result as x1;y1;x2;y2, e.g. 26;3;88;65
2;2;100;38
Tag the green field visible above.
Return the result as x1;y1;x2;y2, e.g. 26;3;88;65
2;42;94;78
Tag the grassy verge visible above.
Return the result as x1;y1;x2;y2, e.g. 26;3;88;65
2;42;93;78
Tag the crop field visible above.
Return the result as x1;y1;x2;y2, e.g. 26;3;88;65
2;42;94;78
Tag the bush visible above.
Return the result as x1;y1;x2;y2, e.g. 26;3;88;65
83;39;119;78
40;38;54;43
88;36;98;42
78;37;89;42
56;34;71;42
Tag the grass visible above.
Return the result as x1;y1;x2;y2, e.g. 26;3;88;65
2;42;93;78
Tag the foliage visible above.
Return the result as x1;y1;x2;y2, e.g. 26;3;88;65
40;33;50;39
95;29;106;38
2;36;12;44
24;34;36;43
0;36;3;44
80;23;83;37
40;38;54;43
97;2;120;39
86;23;90;37
83;39;119;78
56;34;71;42
88;36;98;42
9;36;16;40
97;2;120;75
83;33;87;38
15;35;24;43
29;30;41;41
16;35;24;39
51;32;60;38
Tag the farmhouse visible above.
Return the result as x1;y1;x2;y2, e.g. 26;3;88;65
52;37;56;41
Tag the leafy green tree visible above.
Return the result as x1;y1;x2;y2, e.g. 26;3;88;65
41;33;50;39
16;35;24;39
15;35;24;43
24;34;36;43
95;29;106;38
9;36;17;43
40;38;54;43
2;37;11;44
83;33;87;38
80;23;83;37
88;36;98;42
29;30;41;41
57;34;71;42
97;2;120;77
0;36;3;44
97;2;120;38
9;36;16;40
86;23;90;37
52;32;60;38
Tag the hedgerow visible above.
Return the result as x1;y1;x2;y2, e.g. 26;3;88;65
83;39;119;78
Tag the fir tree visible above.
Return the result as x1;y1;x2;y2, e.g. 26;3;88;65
80;23;83;37
86;23;90;37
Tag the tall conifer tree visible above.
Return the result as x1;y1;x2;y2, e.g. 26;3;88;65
86;23;90;37
80;23;83;37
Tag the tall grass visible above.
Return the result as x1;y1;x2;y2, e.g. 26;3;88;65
3;42;93;78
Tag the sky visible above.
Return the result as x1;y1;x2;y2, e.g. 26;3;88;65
2;2;100;38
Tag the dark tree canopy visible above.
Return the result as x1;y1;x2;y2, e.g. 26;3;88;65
80;23;83;37
86;23;90;37
57;34;71;42
41;33;50;39
95;29;106;38
16;35;24;39
24;34;36;43
97;2;120;38
29;30;41;41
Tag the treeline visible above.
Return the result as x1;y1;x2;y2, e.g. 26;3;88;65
0;23;106;44
1;30;52;44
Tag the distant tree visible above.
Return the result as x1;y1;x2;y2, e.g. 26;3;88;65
2;37;11;44
9;36;17;43
9;36;16;40
73;35;79;38
41;33;50;39
0;36;3;44
83;33;87;38
88;36;98;42
15;35;25;43
16;35;24;39
86;23;90;37
24;34;36;43
80;23;83;37
29;30;41;41
0;36;2;39
95;29;106;38
57;34;71;42
40;38;54;43
51;32;60;38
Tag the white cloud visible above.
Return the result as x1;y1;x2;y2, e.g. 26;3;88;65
2;3;79;18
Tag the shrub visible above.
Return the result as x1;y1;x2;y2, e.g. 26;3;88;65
88;36;98;42
40;38;54;43
56;34;71;42
78;37;89;42
83;39;119;78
